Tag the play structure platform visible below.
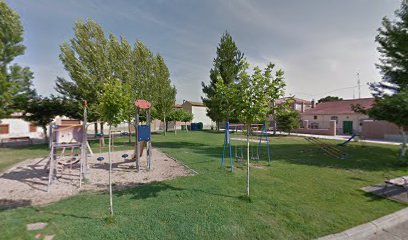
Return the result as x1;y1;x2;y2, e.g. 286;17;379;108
305;137;347;159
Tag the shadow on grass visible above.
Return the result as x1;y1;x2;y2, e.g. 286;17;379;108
0;199;32;211
153;138;405;172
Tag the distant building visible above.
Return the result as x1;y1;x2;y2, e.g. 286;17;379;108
301;98;374;134
275;97;313;113
181;100;215;129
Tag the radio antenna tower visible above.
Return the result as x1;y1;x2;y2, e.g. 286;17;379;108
356;72;361;99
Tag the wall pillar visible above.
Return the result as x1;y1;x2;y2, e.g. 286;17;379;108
329;120;336;136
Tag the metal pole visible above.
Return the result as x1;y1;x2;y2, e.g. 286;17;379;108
136;108;140;171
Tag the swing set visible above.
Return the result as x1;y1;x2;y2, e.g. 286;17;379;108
221;121;271;172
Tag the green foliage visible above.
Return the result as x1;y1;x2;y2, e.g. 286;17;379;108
180;110;193;123
154;54;177;124
0;1;35;117
371;0;408;94
276;110;301;133
22;96;66;139
365;1;408;158
317;96;343;104
202;31;244;122
225;62;286;125
56;19;111;122
97;78;132;127
56;19;176;125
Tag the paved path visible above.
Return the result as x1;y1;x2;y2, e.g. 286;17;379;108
367;219;408;240
319;208;408;240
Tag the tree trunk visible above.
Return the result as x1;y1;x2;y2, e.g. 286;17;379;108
100;122;104;134
185;122;188;132
128;121;132;143
94;122;98;137
246;125;250;197
163;114;167;136
42;126;48;143
400;126;407;159
273;119;277;135
174;121;177;135
108;126;113;216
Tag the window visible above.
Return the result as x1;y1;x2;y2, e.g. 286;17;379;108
330;116;338;123
313;115;317;120
0;124;9;134
29;123;37;132
310;122;319;129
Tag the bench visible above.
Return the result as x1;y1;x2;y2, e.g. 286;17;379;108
1;136;32;146
384;176;408;198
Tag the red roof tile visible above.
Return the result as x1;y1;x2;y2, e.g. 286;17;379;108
302;98;374;115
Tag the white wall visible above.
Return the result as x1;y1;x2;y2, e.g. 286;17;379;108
0;118;44;139
192;106;214;129
301;113;369;134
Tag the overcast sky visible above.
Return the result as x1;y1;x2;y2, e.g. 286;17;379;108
6;0;401;103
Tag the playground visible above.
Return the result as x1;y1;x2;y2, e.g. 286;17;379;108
0;148;190;206
1;131;407;239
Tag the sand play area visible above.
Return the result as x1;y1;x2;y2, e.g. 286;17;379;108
0;148;191;208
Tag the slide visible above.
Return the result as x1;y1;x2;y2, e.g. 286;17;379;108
338;133;357;146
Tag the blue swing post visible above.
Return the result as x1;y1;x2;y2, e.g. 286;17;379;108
257;121;271;164
221;121;233;171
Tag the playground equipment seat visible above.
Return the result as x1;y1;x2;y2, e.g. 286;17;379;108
97;157;105;161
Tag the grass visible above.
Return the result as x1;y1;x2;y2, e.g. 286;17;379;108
0;131;407;239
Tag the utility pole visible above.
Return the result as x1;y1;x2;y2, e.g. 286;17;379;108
357;72;361;99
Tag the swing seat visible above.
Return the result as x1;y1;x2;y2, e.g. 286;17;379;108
96;133;104;137
97;157;105;161
120;132;129;136
121;154;129;158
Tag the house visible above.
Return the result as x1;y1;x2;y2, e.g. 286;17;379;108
275;97;313;113
0;112;44;143
181;100;215;129
301;98;374;134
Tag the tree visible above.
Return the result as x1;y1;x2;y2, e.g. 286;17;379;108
364;1;408;159
97;78;132;217
153;54;176;136
0;1;35;117
56;19;112;133
23;96;64;142
202;31;244;127
317;96;343;104
216;62;286;198
180;110;193;132
276;110;300;134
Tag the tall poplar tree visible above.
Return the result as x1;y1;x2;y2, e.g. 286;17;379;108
56;19;111;126
154;54;176;135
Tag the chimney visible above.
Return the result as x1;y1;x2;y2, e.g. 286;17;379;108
311;99;316;108
301;102;305;113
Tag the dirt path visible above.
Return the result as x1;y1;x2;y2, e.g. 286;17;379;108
0;148;191;208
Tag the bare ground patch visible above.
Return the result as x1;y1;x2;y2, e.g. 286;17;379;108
0;148;192;207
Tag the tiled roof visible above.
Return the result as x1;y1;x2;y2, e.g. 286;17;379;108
302;98;374;115
275;97;312;105
184;101;205;107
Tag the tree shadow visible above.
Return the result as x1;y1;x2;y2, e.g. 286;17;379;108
152;137;406;172
114;182;184;200
0;157;50;191
0;199;32;211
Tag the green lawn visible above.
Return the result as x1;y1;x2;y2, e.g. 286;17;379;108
0;131;407;239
